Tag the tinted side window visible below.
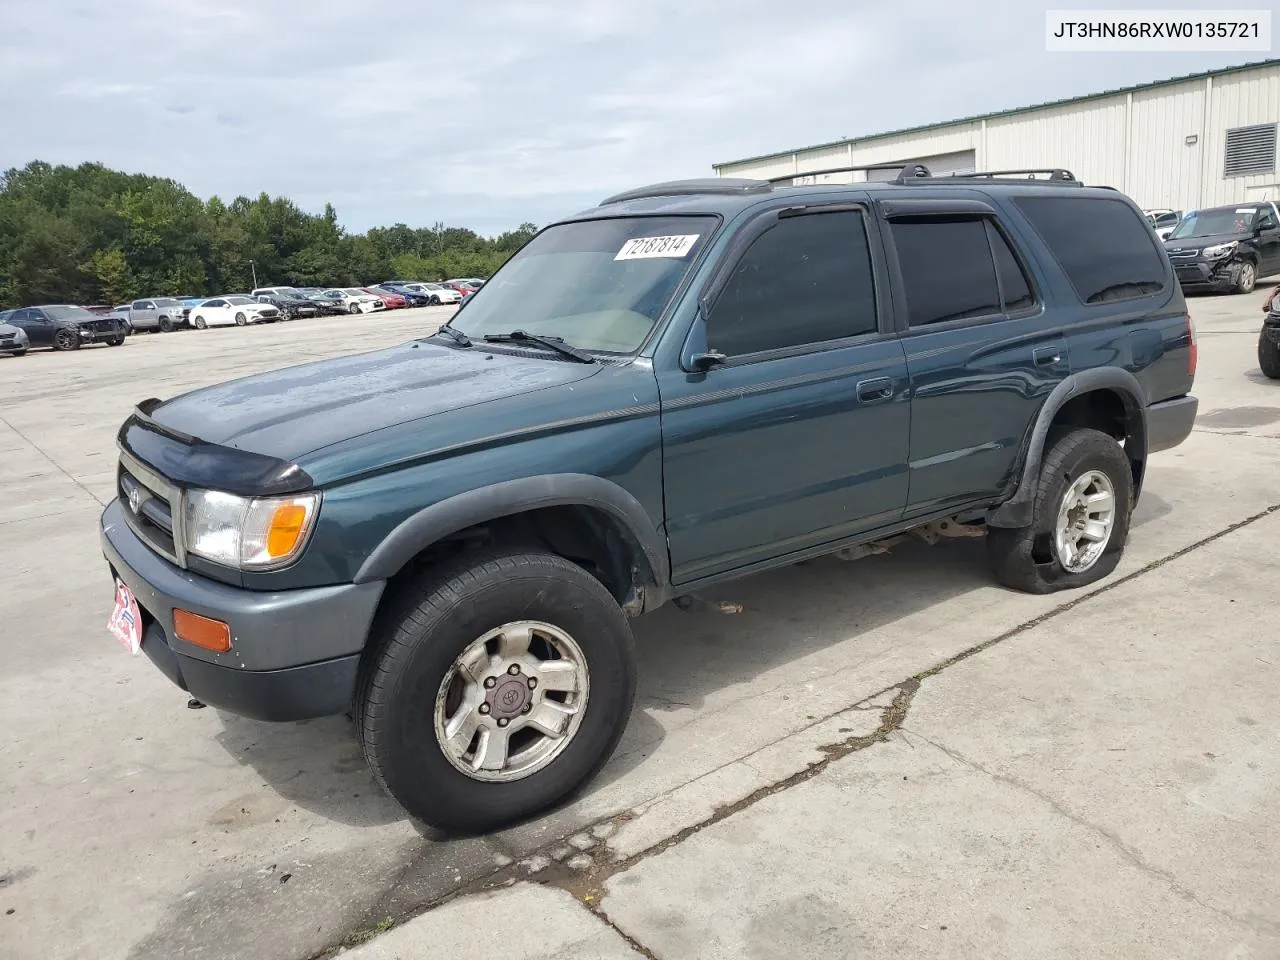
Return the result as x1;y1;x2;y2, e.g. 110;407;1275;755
890;218;1001;327
1015;196;1165;304
708;210;877;357
987;221;1035;311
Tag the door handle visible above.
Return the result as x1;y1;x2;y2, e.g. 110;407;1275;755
856;377;894;403
1033;347;1061;367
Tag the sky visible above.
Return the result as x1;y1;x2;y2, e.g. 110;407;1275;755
0;0;1265;237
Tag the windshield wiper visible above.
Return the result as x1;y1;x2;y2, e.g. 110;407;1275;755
481;330;596;364
435;323;472;348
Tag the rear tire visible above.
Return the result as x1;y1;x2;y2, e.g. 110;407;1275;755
987;428;1133;594
356;547;637;834
1259;331;1280;380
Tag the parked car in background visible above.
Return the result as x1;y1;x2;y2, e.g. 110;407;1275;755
0;317;30;356
447;277;486;288
1164;201;1280;294
187;295;281;329
439;281;476;299
293;288;349;316
251;287;322;319
407;282;462;305
4;304;127;350
371;284;431;307
1143;208;1182;240
1259;284;1280;380
361;287;408;309
129;297;189;332
320;288;386;314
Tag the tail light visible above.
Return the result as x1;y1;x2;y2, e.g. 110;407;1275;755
1186;312;1197;377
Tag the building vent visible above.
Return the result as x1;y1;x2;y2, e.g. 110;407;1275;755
1224;123;1277;178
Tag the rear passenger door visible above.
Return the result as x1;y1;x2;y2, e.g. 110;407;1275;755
879;200;1069;517
658;203;911;584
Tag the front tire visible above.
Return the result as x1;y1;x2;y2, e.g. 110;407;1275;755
193;316;207;330
107;335;125;347
349;303;362;315
430;295;441;306
1235;260;1258;294
987;428;1133;594
159;317;173;332
356;548;637;834
1259;331;1280;379
234;312;247;326
53;328;80;351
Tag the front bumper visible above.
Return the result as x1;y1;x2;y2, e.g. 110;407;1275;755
1172;258;1242;290
1146;395;1198;454
100;499;385;721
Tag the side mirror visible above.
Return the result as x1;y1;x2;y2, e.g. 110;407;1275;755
690;350;727;371
681;300;727;373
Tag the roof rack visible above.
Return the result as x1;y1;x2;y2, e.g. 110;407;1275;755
598;178;773;206
766;163;933;186
944;168;1078;182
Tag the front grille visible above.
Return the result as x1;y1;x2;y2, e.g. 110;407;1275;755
1167;249;1199;259
119;454;185;566
259;308;279;318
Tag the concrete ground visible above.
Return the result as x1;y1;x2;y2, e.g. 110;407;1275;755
2;291;1278;960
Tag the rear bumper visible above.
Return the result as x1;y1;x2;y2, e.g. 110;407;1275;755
1146;395;1198;454
100;498;384;721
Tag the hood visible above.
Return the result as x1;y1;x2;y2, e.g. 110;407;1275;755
1165;231;1247;251
145;340;603;461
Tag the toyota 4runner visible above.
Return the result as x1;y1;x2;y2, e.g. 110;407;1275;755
100;165;1198;833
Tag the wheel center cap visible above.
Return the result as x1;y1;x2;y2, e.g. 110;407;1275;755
487;677;531;720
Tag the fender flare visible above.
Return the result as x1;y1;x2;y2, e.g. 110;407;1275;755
986;368;1148;529
353;473;670;586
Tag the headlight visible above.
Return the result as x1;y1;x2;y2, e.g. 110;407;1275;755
1202;241;1237;259
184;489;320;569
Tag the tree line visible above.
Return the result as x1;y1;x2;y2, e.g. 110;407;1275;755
0;160;539;307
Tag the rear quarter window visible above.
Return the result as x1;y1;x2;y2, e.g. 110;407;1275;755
1014;196;1167;305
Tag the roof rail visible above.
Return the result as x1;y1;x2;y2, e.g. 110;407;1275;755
944;168;1078;182
599;178;773;206
766;163;933;186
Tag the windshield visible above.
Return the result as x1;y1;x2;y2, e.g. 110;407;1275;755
449;216;717;353
45;306;99;320
1170;207;1256;239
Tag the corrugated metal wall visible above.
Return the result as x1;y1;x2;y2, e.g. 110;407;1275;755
716;63;1280;212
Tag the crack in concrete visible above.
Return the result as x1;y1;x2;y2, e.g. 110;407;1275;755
307;499;1280;959
903;729;1280;937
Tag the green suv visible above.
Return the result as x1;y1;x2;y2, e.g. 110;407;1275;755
100;166;1198;832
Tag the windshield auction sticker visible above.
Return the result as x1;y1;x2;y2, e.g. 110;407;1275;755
615;235;700;260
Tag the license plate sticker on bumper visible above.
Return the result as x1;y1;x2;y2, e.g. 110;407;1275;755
108;579;143;655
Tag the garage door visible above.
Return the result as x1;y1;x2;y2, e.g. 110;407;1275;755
866;150;977;181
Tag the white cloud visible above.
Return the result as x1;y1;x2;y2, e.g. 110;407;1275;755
0;0;1259;235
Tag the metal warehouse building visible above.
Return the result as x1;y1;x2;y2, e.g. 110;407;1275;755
714;59;1280;211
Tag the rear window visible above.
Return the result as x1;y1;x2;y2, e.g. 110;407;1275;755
1014;196;1166;305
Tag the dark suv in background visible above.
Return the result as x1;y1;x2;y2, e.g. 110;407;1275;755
1164;200;1280;294
100;165;1196;834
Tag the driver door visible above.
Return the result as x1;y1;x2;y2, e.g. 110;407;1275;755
1255;204;1280;277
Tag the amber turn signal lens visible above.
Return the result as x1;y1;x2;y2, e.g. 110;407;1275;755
266;503;308;558
173;609;231;653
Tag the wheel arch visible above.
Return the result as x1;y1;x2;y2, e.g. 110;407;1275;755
987;368;1147;529
354;474;671;613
